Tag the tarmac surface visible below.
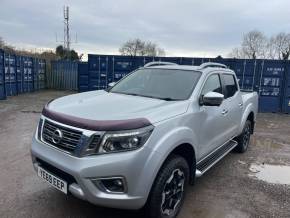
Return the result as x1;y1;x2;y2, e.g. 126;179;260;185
0;90;289;218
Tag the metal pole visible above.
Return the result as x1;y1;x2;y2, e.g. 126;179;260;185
258;60;265;96
113;56;115;82
7;54;9;95
106;56;108;88
20;57;22;93
98;56;101;90
241;60;246;89
252;60;257;91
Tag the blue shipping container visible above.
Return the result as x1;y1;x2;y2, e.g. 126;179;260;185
0;51;46;99
84;54;290;113
282;63;290;113
78;62;89;92
22;56;34;93
257;60;285;112
4;53;17;96
0;49;5;99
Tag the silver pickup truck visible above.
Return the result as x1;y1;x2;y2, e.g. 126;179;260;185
31;62;258;218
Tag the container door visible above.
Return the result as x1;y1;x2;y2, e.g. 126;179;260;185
78;62;89;92
256;60;284;113
282;63;290;113
0;50;5;99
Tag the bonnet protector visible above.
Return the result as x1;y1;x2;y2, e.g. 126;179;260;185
42;104;152;131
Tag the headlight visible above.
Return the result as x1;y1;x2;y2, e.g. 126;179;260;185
83;125;154;156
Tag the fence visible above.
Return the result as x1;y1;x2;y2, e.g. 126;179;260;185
0;49;46;100
77;54;290;113
47;61;78;90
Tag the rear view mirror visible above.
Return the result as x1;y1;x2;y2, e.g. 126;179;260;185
201;92;224;106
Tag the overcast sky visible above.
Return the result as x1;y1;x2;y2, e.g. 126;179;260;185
1;0;290;59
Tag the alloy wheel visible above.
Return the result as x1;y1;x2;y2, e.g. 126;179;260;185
243;124;251;149
161;168;185;216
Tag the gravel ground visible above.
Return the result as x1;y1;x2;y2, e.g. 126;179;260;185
0;90;289;218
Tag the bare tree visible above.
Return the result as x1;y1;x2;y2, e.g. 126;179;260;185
267;37;278;59
241;30;267;59
119;39;145;56
228;47;245;59
0;37;4;49
157;48;166;57
119;38;165;57
0;35;59;61
144;41;158;56
268;33;290;60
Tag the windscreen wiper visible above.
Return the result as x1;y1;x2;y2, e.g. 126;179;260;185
137;94;179;101
111;92;179;101
155;97;179;101
110;91;138;96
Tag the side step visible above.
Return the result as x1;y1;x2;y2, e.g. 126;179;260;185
195;140;238;177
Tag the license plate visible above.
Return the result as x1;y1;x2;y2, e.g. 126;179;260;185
38;166;67;194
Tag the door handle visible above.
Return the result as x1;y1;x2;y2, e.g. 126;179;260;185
222;109;228;115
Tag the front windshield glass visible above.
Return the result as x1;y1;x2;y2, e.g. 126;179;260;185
109;68;201;100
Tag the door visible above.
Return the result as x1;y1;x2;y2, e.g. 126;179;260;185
198;73;231;158
221;74;243;138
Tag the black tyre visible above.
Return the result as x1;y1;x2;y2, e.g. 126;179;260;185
234;120;252;153
146;155;189;218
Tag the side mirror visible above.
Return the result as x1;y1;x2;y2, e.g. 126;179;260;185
200;92;224;106
108;82;116;88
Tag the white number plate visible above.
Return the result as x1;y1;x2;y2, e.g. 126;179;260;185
38;166;67;194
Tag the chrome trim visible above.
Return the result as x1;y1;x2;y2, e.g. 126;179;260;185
195;139;238;178
69;183;85;200
195;169;202;177
144;61;178;67
38;115;105;156
198;62;227;70
197;137;235;164
42;115;103;136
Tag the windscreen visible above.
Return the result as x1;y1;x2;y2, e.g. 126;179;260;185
109;68;201;100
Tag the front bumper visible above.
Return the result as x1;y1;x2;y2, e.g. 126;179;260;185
31;137;160;209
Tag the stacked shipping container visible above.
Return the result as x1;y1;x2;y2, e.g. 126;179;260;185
0;49;46;100
77;54;290;113
0;50;5;100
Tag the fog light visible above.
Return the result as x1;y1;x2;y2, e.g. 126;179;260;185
92;177;126;193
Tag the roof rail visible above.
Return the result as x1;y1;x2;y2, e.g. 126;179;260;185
144;61;178;67
198;62;227;70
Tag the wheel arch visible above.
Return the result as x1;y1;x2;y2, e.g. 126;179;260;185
167;143;196;185
152;142;197;188
141;127;198;206
246;111;255;134
239;103;256;134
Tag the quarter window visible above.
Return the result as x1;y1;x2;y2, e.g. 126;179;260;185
201;74;222;96
222;74;238;98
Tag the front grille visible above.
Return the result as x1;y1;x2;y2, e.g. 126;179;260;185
42;120;82;153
